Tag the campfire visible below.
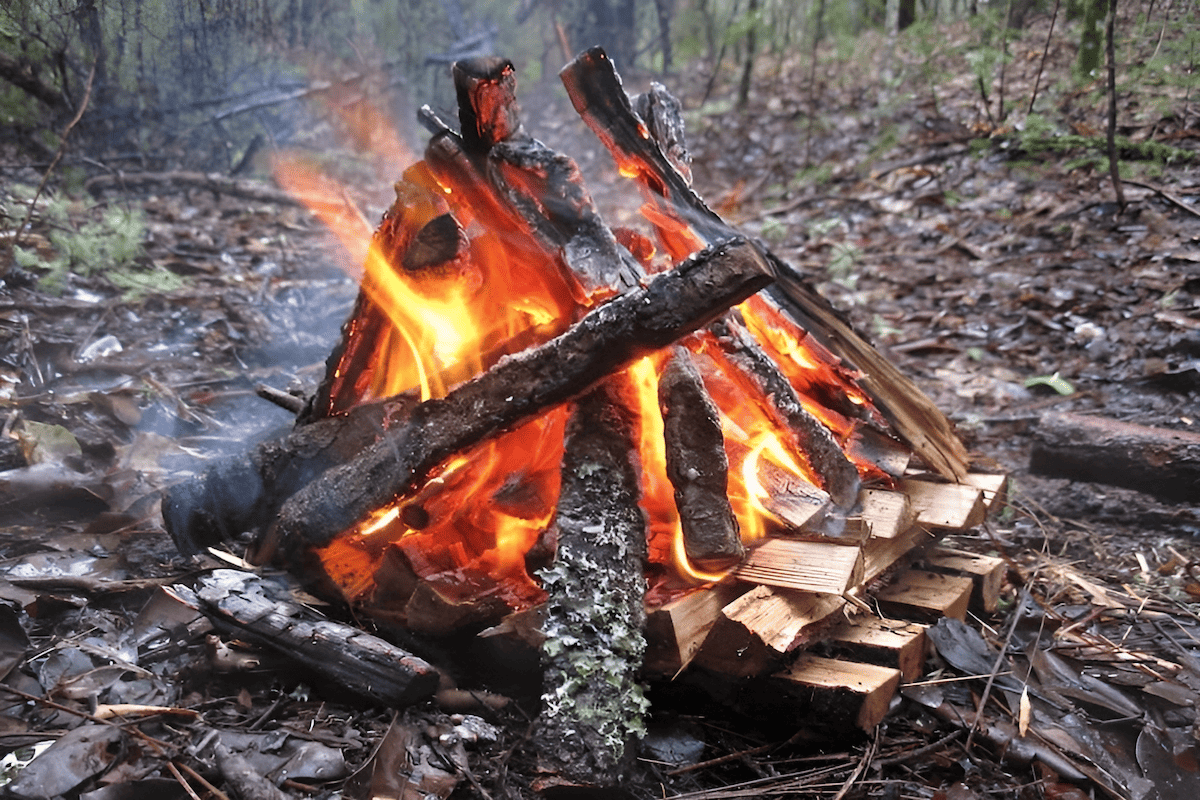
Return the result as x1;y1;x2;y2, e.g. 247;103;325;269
164;48;998;791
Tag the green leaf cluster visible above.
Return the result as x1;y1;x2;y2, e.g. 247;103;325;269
9;185;183;299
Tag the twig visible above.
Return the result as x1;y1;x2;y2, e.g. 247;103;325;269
173;759;232;800
998;0;1014;122
0;683;171;755
874;730;963;766
665;729;806;776
1028;0;1062;114
166;761;206;800
965;588;1027;754
1120;177;1200;218
831;727;878;800
11;59;96;253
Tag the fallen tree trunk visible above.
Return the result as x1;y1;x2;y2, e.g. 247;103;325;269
1030;411;1200;502
249;238;773;567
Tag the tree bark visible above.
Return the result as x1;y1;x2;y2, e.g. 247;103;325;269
1030;411;1200;501
532;378;648;790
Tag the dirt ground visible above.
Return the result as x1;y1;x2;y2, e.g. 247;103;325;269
1;9;1200;799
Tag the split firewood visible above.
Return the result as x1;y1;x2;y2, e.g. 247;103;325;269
250;238;773;568
177;570;441;708
658;345;744;569
560;47;969;483
532;378;648;790
1031;411;1200;502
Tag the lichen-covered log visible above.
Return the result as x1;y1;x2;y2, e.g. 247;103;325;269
658;345;744;569
257;238;773;567
708;311;861;510
532;379;648;790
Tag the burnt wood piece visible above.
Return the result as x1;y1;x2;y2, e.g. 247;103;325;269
452;57;523;152
709;311;861;509
450;56;643;297
561;47;969;483
487;137;644;297
163;393;418;557
632;83;692;185
258;238;774;565
532;379;648;790
658;346;744;569
1030;411;1200;502
179;569;440;707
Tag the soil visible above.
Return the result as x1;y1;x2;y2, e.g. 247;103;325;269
1;8;1199;800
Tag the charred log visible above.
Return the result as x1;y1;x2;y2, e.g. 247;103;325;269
163;392;418;556
532;378;648;791
252;238;773;567
560;47;969;482
180;569;441;708
658;345;744;569
709;312;861;509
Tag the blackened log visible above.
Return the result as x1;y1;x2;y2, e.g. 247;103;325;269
1031;411;1200;502
658;346;744;569
532;378;648;790
561;47;969;482
258;238;774;566
163;393;417;556
560;48;727;243
709;311;861;509
632;82;692;186
181;569;440;707
451;55;643;297
452;57;523;152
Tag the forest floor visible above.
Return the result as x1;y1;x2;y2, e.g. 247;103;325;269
1;6;1200;800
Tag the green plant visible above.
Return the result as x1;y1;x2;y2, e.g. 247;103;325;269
10;185;182;299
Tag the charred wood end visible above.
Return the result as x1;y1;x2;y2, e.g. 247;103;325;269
659;346;744;570
453;56;520;151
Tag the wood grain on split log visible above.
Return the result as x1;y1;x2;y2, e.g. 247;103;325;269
859;488;915;540
561;46;969;483
733;539;864;594
822;616;928;682
1030;411;1200;502
180;570;440;707
873;569;973;622
709;312;861;509
532;379;648;789
692;585;846;677
920;547;1007;613
769;654;902;731
644;583;746;677
898;477;986;531
259;238;773;565
658;346;744;569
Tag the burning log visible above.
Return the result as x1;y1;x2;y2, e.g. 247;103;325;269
560;47;969;482
708;312;861;510
658;345;744;570
164;393;418;556
532;378;648;790
249;238;773;568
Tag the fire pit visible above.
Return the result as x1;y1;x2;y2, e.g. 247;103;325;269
163;47;1002;792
